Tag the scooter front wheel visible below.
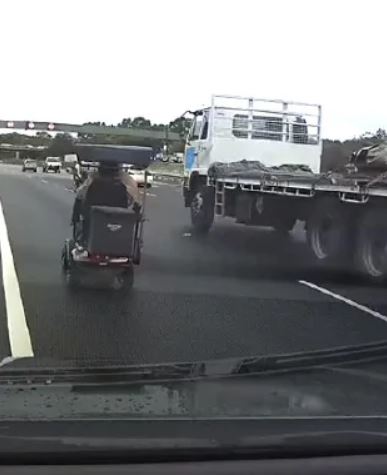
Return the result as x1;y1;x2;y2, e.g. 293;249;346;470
61;239;79;289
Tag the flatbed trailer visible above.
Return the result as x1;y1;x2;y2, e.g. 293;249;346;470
195;162;387;282
182;94;387;282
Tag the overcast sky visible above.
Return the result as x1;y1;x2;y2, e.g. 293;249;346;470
1;0;385;139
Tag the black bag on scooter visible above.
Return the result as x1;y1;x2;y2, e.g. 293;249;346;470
87;206;137;257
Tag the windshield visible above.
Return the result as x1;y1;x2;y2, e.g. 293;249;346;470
2;0;387;456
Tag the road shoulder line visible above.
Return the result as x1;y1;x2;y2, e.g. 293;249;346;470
0;200;33;357
299;279;387;324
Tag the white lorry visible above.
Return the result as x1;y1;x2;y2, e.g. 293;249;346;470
183;94;387;282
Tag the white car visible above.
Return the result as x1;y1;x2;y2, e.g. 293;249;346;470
124;165;153;188
43;157;61;173
22;158;37;172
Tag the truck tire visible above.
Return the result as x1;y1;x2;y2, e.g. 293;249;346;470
355;208;387;282
190;184;215;234
306;197;351;265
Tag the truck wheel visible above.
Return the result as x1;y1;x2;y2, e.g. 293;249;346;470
306;197;351;265
190;184;215;234
355;208;387;282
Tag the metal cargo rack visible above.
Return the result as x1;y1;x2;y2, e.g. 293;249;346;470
211;172;387;217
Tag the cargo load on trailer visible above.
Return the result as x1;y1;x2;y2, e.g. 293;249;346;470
351;143;387;174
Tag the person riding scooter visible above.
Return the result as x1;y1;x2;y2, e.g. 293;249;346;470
71;161;140;244
73;161;88;189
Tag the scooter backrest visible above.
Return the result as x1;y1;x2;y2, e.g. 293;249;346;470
87;205;137;257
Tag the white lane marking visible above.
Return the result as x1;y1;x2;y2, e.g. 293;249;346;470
299;280;387;324
0;200;33;357
0;356;17;367
41;179;48;184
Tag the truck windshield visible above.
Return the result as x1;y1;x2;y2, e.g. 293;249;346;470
189;114;204;141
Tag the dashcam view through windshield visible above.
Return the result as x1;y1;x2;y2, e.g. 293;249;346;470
2;0;387;436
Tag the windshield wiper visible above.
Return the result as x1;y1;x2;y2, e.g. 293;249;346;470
236;339;387;375
2;339;387;384
0;358;198;384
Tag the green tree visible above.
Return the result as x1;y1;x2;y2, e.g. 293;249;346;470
169;117;192;137
82;121;107;127
375;128;387;140
131;117;152;128
117;118;132;128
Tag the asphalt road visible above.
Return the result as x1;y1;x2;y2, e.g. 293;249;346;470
0;164;387;366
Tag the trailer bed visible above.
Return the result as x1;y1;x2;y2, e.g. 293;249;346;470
208;161;387;201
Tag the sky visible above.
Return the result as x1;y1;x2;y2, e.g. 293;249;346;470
1;0;386;139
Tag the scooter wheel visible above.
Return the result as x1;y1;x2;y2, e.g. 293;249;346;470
112;266;134;292
61;239;74;270
133;240;141;265
64;269;79;288
61;239;79;289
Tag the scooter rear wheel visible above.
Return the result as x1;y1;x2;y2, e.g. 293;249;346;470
111;266;134;292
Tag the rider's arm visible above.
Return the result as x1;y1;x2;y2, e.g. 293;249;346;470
121;173;140;206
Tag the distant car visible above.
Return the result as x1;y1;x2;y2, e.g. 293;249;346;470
124;165;153;188
22;159;37;173
43;157;61;173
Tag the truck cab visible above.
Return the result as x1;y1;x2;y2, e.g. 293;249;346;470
183;95;322;201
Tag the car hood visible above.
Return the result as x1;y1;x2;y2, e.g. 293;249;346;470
1;341;387;420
